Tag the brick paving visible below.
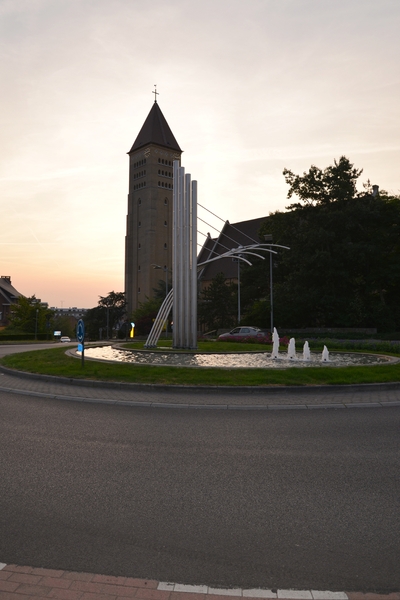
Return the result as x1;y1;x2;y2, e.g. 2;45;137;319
1;563;399;600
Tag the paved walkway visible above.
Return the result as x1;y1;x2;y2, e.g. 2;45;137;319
1;364;400;409
1;563;398;600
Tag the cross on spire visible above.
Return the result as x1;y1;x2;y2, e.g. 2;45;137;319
153;84;159;103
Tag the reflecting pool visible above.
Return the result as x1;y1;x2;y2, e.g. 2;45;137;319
81;346;397;369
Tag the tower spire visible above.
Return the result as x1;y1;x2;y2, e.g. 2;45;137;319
128;101;182;153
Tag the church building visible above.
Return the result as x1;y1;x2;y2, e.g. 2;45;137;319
125;98;182;316
125;95;268;320
197;216;268;291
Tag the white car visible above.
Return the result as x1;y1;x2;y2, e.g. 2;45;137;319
60;336;71;343
218;326;263;340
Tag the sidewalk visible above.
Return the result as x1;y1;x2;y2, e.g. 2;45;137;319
1;365;400;409
1;563;397;600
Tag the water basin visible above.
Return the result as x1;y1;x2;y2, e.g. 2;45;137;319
81;346;397;369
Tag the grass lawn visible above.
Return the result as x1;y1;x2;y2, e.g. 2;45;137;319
1;341;400;387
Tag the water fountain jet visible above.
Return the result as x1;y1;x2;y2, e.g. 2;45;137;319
303;341;311;361
272;328;280;359
288;337;296;360
322;345;330;362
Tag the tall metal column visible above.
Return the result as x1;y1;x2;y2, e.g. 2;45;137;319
172;160;197;349
190;181;198;346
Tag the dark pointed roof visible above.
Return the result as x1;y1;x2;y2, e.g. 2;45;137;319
197;216;269;281
0;277;22;303
129;103;182;153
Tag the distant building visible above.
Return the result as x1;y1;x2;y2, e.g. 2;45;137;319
197;217;268;290
50;307;88;319
124;98;182;316
0;276;23;327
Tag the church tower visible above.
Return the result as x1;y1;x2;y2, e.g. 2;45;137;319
125;96;182;316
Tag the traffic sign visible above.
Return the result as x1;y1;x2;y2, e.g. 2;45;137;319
77;319;85;343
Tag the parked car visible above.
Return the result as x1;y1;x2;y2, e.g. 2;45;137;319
218;326;263;340
60;336;71;343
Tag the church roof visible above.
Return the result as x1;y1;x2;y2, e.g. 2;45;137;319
197;216;268;281
129;102;182;153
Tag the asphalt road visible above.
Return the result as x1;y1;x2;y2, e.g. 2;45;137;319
0;342;73;357
0;390;399;592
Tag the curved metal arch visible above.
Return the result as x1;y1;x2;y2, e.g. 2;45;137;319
146;242;290;348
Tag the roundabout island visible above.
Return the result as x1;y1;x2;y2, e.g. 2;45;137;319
1;339;400;409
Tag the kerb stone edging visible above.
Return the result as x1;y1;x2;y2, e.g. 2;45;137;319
1;363;400;396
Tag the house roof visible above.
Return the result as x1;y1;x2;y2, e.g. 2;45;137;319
129;102;182;153
197;216;268;281
0;277;22;305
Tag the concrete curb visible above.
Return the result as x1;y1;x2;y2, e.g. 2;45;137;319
1;364;400;396
1;382;400;411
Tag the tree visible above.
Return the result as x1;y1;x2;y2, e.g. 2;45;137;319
198;273;236;332
8;295;54;335
258;189;400;331
98;291;126;333
84;291;126;340
153;278;169;302
239;255;270;328
52;315;77;338
283;156;363;208
131;297;163;336
193;157;400;333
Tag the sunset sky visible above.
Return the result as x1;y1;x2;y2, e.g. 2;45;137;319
1;0;399;308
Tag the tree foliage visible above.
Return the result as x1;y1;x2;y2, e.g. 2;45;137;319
132;297;162;336
52;315;77;338
152;278;170;302
259;183;400;331
84;291;126;340
239;256;270;328
232;157;400;333
283;156;363;208
198;272;236;332
8;295;54;335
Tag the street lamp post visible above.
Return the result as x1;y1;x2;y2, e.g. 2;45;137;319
233;247;243;325
34;308;39;340
237;256;241;324
232;257;241;324
264;234;274;333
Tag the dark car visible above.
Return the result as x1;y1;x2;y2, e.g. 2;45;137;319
218;326;263;340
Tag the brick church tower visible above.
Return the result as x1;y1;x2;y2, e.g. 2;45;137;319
125;98;182;316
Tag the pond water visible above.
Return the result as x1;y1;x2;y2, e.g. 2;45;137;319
81;346;397;369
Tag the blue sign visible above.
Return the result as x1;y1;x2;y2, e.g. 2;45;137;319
77;319;85;343
77;343;83;352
